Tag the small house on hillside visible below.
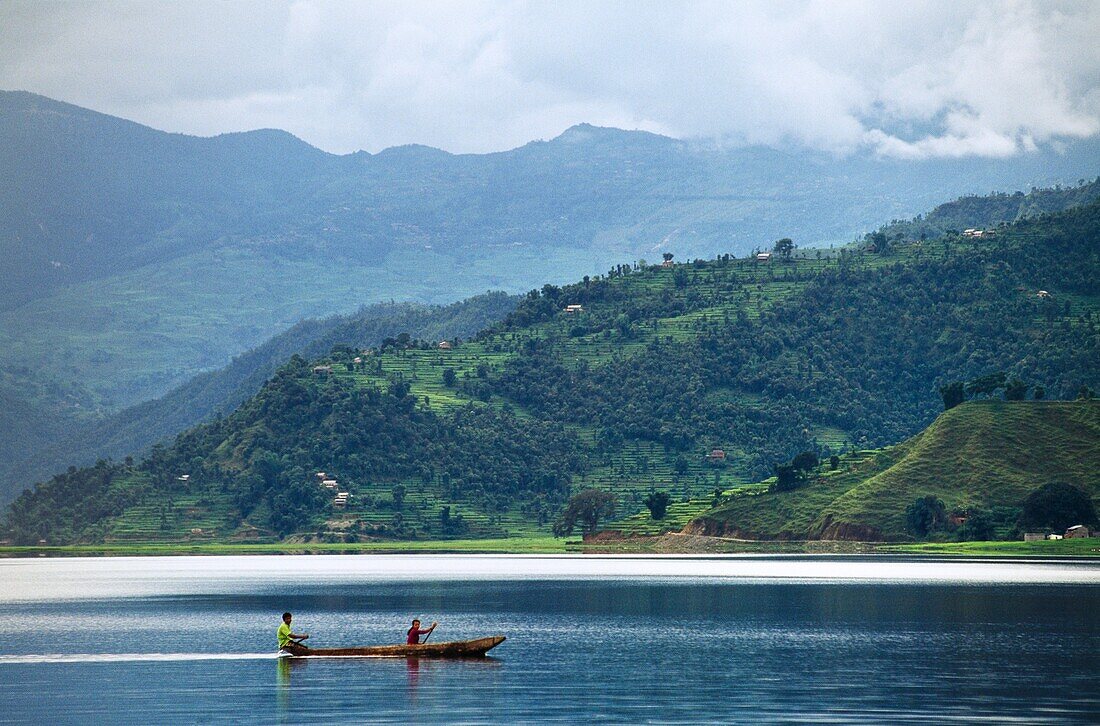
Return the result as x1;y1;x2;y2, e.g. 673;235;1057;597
438;341;453;350
177;474;190;482
662;259;674;268
963;228;997;239
756;252;772;262
313;365;333;375
1037;290;1052;299
563;304;584;314
1066;525;1091;538
1023;532;1045;542
322;479;338;489
1047;533;1063;540
707;448;727;461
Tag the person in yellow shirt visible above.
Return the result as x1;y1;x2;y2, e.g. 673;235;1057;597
277;612;309;649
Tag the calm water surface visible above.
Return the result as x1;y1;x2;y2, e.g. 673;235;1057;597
0;555;1097;724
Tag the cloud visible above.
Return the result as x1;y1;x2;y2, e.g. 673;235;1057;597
0;0;1097;157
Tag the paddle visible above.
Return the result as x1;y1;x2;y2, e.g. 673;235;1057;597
421;623;438;644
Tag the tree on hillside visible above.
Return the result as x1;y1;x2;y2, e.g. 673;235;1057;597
906;495;947;537
965;371;1007;399
955;510;995;541
391;484;406;510
662;252;674;263
269;472;321;537
673;454;689;475
1019;482;1097;532
1004;378;1029;401
773;238;794;259
771;464;800;492
442;368;456;387
790;451;819;471
553;489;617;537
939;381;966;410
770;451;818;492
644;491;671;520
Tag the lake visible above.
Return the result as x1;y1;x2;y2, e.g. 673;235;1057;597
1;555;1098;723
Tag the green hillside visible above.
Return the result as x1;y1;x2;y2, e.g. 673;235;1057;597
4;198;1099;545
863;177;1100;246
0;292;517;505
688;402;1100;541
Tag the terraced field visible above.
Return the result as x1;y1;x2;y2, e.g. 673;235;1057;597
303;257;865;537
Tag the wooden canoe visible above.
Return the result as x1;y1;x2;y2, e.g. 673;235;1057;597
280;635;505;658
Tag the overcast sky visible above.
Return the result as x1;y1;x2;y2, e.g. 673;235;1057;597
2;0;1098;157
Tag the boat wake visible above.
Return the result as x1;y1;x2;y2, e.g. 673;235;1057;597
0;652;279;664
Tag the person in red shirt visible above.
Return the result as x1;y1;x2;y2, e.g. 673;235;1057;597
407;619;437;644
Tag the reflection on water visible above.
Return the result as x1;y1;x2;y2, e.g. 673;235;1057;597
0;556;1097;724
2;554;1098;603
406;657;420;702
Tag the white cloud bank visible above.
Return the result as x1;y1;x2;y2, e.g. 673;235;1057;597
1;0;1097;157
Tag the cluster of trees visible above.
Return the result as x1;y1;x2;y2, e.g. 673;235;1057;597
905;482;1097;541
3;460;140;544
939;372;1041;410
1018;482;1098;532
771;451;820;492
644;491;672;519
552;489;617;536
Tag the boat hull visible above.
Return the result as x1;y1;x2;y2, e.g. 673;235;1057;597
280;635;505;658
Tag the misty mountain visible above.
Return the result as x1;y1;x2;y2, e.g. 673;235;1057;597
1;90;1099;477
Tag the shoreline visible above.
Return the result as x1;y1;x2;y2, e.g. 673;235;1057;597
2;534;1098;558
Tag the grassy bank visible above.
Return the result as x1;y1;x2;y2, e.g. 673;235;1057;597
883;538;1100;557
0;536;576;557
4;535;1099;558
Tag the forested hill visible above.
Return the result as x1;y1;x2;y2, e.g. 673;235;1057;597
5;199;1099;545
0;292;517;506
686;401;1100;541
863;177;1100;246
